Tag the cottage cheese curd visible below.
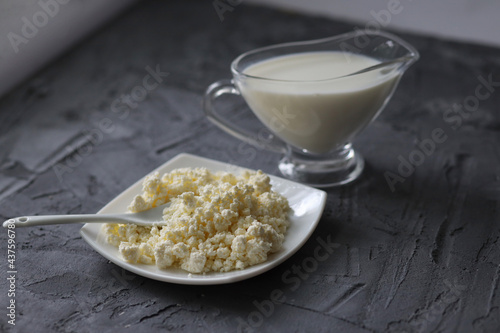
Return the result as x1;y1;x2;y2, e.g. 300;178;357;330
104;167;290;273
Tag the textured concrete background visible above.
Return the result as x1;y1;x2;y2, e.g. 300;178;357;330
0;0;499;332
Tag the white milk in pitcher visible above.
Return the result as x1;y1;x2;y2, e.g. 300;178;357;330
239;51;400;154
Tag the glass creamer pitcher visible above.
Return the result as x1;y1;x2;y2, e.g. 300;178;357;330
204;30;419;187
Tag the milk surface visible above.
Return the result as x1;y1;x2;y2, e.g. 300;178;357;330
239;51;400;153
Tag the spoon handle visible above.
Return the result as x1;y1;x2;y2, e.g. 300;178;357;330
2;214;131;228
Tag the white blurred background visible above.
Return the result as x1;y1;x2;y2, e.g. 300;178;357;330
0;0;136;98
1;0;499;98
247;0;500;47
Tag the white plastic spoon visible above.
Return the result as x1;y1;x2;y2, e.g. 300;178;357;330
2;202;171;228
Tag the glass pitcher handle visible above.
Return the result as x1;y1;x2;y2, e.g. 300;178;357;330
203;79;287;154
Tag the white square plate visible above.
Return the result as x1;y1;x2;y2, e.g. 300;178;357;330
80;153;327;285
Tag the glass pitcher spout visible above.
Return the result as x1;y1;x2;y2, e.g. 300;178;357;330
338;31;420;79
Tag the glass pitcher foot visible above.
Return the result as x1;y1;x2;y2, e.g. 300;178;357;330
278;144;364;188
